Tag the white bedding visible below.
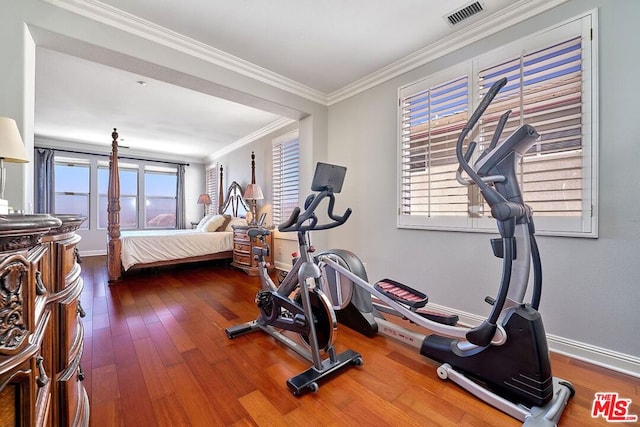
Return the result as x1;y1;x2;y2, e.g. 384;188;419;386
120;229;233;271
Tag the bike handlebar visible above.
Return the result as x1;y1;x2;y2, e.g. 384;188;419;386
278;189;351;233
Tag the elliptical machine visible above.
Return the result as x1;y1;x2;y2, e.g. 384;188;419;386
225;162;362;396
316;77;574;426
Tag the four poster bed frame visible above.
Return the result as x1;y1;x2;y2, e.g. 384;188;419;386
106;128;250;282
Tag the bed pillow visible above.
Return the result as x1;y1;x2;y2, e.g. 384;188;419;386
225;217;248;231
202;214;227;232
216;214;232;232
195;214;215;231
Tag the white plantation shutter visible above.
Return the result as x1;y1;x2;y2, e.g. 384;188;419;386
398;13;596;236
478;37;584;219
400;76;469;219
272;132;300;227
205;165;218;215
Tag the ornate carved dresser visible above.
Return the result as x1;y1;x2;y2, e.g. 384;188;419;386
0;214;89;427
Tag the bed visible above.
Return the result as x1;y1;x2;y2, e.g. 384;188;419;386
106;128;250;282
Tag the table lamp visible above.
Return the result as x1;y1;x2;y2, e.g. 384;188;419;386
244;183;263;225
197;193;211;217
0;117;29;202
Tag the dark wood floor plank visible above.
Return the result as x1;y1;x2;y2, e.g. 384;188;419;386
90;327;115;369
145;321;185;367
91;364;120;404
157;312;197;353
181;348;253;425
150;394;193;427
132;336;175;400
165;362;227;426
116;361;160;427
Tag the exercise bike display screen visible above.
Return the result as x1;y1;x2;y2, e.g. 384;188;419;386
311;162;347;193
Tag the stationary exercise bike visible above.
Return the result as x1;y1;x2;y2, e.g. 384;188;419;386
225;163;363;396
315;78;574;426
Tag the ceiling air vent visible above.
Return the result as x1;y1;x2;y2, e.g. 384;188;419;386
445;1;485;26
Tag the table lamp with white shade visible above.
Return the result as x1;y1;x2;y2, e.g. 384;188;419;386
0;117;29;212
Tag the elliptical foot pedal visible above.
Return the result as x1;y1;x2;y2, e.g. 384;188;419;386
415;308;459;326
286;349;363;396
375;278;428;308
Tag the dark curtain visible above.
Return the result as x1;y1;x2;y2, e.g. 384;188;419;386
34;148;55;213
176;163;186;229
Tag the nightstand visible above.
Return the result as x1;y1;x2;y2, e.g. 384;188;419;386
231;225;274;275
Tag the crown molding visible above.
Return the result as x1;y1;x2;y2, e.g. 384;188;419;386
42;0;328;105
43;0;569;109
206;117;296;164
327;0;569;105
35;135;205;164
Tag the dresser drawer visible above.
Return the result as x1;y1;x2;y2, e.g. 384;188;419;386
233;252;252;266
234;242;251;254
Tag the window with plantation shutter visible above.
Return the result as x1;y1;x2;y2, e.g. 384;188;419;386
205;165;218;215
400;75;470;224
398;13;596;237
272;131;300;228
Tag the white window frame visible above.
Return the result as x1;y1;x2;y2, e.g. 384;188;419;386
54;156;90;230
97;161;140;230
397;11;598;238
143;165;178;229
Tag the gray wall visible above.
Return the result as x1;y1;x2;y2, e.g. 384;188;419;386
326;0;640;364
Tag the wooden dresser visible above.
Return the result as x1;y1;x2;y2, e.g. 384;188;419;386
0;214;88;427
231;225;274;276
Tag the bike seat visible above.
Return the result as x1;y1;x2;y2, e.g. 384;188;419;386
248;228;271;238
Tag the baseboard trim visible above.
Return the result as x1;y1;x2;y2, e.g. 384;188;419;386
427;302;640;379
80;249;106;257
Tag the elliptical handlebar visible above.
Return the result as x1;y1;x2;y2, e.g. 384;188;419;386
457;77;506;192
278;189;352;233
456;77;526;223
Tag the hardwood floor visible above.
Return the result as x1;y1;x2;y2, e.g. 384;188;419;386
79;256;638;426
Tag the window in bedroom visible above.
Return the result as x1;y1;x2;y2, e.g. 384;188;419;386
144;165;177;228
54;157;90;230
398;12;596;237
272;130;300;228
97;163;139;229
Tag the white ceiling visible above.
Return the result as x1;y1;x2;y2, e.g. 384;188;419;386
34;0;522;161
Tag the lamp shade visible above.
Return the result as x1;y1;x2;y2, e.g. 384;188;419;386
197;193;211;205
244;183;263;200
0;117;28;163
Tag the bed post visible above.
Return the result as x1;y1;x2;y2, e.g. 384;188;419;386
250;151;256;185
107;128;122;282
218;165;224;214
